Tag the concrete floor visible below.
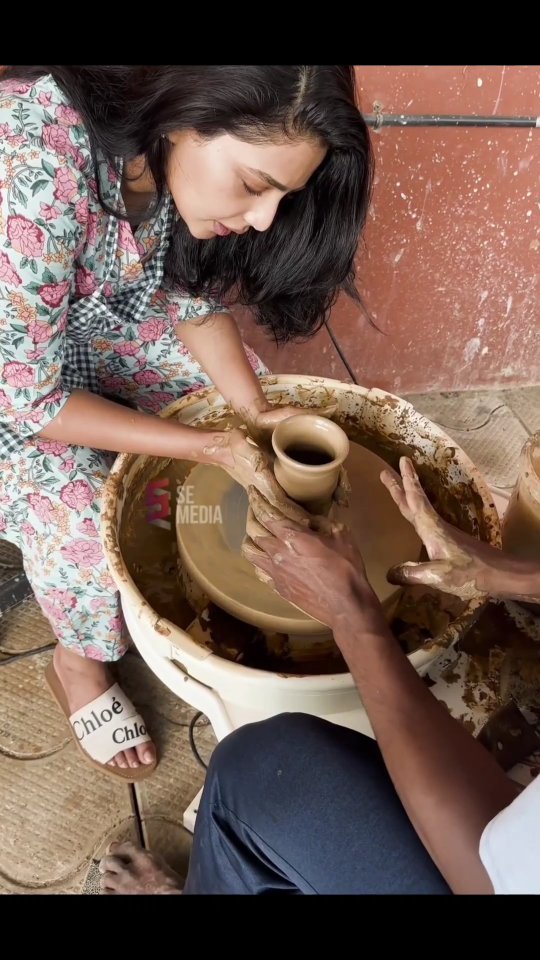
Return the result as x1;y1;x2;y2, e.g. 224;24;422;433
0;386;539;893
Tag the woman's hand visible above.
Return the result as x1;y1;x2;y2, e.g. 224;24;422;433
243;400;350;508
244;398;338;451
207;428;314;527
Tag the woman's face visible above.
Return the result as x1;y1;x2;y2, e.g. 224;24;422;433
166;132;327;240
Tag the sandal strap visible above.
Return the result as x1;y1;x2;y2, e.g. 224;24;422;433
69;683;151;765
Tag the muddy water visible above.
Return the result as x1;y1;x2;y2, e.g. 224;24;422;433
118;408;476;675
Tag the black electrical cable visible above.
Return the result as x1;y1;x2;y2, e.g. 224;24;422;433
189;711;208;770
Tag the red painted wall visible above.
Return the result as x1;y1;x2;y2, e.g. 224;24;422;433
238;66;540;393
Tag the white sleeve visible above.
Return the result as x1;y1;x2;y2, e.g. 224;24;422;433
479;774;540;894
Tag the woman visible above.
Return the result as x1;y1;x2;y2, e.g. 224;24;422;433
0;66;374;779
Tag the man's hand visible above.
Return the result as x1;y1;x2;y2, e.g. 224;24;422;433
243;490;368;627
380;457;500;601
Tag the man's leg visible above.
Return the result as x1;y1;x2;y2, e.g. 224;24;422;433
184;713;450;894
100;713;450;894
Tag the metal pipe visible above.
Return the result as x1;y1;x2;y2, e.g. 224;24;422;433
364;113;540;130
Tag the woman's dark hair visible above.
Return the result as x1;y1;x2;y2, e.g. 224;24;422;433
3;66;374;342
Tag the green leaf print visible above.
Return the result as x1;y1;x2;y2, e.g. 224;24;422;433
41;159;56;179
31;179;49;196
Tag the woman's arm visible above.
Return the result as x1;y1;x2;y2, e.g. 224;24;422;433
175;312;268;418
39;389;231;463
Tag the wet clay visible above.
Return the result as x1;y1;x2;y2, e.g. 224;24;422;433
115;389;497;675
176;439;422;638
196;604;347;675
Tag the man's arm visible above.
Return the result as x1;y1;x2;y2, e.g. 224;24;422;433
381;457;540;603
243;489;526;895
331;584;519;894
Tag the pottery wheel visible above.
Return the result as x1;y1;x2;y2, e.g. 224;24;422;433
176;441;422;636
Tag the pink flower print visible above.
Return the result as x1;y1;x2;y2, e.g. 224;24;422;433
103;282;114;298
184;383;205;396
44;386;64;406
60;479;94;510
0;125;24;147
118;220;139;254
59;458;75;474
39;202;62;221
49;588;77;609
57;309;68;333
38;91;52;107
72;148;88;172
39;280;70;308
110;615;123;634
0;389;10;408
139;317;168;342
77;517;99;538
21;521;36;538
7;216;45;258
28;320;53;344
166;303;180;324
36;439;69;456
244;344;261;371
139;391;176;413
90;597;110;613
100;375;125;393
0;251;22;286
100;571;117;591
75;266;97;296
74;197;88;225
40;597;69;624
60;539;104;567
28;493;57;524
86;211;98;246
108;165;118;184
3;361;34;387
25;349;45;361
55;104;81;126
134;369;161;386
113;341;140;356
0;517;6;534
42;124;74;157
53;165;79;204
84;644;109;662
1;80;32;94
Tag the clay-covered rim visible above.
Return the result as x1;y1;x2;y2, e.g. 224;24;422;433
101;375;501;686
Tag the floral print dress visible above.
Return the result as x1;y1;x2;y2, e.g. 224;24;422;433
0;74;265;661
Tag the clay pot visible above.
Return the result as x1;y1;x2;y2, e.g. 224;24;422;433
272;414;349;511
502;433;540;561
101;375;500;744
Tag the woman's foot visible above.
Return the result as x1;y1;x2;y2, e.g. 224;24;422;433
99;841;182;894
53;645;156;770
